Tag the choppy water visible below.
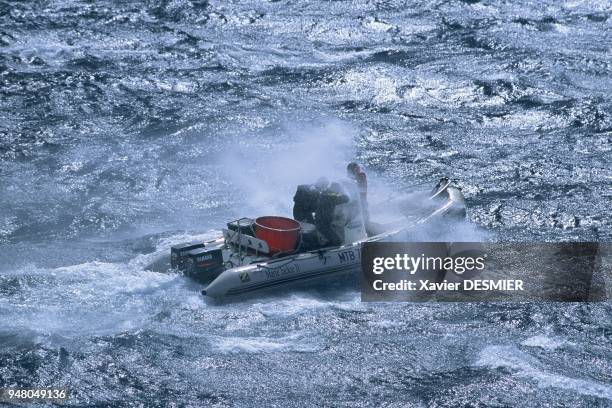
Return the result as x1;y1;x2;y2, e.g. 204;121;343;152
1;0;611;406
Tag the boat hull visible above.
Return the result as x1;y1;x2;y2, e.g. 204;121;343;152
202;244;363;298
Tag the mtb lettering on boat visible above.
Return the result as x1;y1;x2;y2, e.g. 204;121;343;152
338;249;359;264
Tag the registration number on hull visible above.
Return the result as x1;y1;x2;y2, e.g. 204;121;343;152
265;263;300;279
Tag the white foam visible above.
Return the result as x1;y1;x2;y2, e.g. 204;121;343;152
521;335;570;351
251;295;333;317
363;17;395;33
0;231;217;341
476;345;612;400
210;332;321;354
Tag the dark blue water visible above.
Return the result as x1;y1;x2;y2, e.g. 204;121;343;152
1;1;611;406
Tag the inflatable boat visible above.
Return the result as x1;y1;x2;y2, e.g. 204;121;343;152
170;178;466;299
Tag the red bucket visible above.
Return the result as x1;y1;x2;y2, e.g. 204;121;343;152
255;216;301;254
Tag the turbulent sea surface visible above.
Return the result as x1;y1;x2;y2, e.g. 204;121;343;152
1;0;611;406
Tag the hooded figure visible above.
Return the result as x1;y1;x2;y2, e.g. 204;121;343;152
293;177;329;223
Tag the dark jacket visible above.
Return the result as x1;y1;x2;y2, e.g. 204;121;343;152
315;187;349;246
293;184;322;223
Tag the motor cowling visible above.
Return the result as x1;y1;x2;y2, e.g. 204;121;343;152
171;242;225;282
171;242;205;270
184;246;224;282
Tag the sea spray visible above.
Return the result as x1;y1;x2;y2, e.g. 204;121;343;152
219;118;357;216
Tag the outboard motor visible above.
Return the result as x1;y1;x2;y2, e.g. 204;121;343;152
171;242;225;282
171;242;205;270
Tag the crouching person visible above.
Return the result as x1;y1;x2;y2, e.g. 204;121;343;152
293;178;328;223
315;182;350;247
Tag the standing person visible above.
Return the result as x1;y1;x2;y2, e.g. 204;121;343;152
347;162;369;224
